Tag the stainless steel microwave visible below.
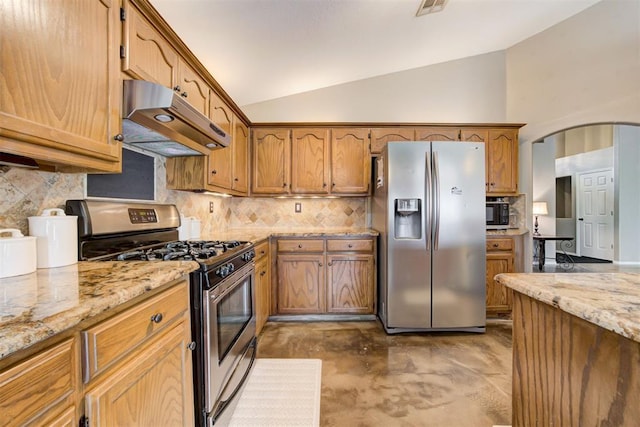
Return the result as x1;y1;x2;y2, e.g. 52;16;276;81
486;200;510;228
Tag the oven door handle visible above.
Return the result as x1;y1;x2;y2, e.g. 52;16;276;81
209;264;254;303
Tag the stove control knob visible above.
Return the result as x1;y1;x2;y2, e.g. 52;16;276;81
227;263;235;273
216;266;229;278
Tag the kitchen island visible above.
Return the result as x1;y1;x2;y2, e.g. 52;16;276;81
496;272;640;427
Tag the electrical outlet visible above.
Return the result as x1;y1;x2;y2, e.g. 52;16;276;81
209;202;214;213
295;202;302;213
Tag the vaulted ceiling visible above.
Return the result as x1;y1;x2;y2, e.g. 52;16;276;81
149;0;601;107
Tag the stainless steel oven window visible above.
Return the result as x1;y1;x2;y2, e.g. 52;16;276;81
204;263;256;416
217;274;253;361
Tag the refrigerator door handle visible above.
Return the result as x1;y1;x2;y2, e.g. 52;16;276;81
425;150;432;251
432;151;440;250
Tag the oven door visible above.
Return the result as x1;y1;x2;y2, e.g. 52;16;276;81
204;263;256;417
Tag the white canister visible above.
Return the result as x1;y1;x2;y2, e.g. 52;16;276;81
28;208;78;268
190;217;201;240
178;215;192;240
0;229;37;278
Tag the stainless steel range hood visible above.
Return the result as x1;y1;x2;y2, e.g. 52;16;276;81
122;80;230;157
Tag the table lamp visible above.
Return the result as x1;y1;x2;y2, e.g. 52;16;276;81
532;201;548;236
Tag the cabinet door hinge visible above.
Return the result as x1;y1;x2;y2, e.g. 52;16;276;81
120;45;126;59
79;415;89;427
120;7;126;21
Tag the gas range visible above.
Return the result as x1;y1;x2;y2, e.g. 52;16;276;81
65;199;258;427
65;199;254;271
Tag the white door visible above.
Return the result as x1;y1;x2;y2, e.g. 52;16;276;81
578;169;614;260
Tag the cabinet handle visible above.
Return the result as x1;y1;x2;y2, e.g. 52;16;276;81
181;91;188;98
211;170;217;174
234;177;239;181
323;183;327;188
298;244;302;249
173;85;181;92
150;313;163;323
492;243;499;248
260;271;266;277
260;250;265;255
187;341;196;351
348;244;353;248
328;261;333;266
319;263;323;267
332;182;336;187
113;133;124;141
283;182;287;188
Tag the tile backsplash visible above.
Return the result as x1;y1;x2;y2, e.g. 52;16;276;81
0;155;367;236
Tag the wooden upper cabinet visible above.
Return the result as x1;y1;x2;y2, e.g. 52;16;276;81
208;91;235;189
0;0;121;172
460;129;489;143
233;121;249;194
176;59;209;116
122;0;178;88
416;127;460;142
291;128;331;194
370;128;414;155
331;128;371;194
252;128;291;194
486;129;518;194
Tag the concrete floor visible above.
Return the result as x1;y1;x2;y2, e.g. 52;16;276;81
257;320;513;427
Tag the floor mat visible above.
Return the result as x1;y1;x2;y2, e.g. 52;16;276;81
229;358;322;427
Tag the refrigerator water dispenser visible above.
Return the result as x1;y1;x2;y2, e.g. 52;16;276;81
394;198;421;239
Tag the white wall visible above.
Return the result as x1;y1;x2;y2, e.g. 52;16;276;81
614;125;640;263
506;0;640;145
242;51;507;123
532;138;557;262
507;0;639;268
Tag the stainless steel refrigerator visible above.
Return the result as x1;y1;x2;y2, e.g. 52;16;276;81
372;141;486;333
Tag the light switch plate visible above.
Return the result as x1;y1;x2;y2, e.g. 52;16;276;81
295;202;302;213
209;202;214;213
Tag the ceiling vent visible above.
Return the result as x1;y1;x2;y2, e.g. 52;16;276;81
416;0;449;16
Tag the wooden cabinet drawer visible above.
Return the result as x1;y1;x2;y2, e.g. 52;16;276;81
326;239;373;252
486;238;513;252
254;240;269;261
82;281;188;383
277;239;324;252
0;338;77;425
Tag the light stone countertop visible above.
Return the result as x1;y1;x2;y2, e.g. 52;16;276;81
486;228;529;236
0;228;379;360
204;228;380;243
496;272;640;344
0;260;199;359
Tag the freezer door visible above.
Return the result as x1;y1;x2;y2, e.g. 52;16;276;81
385;142;432;328
431;141;486;328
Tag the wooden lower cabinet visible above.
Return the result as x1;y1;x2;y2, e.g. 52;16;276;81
0;338;79;427
84;316;194;427
254;240;271;335
0;279;194;427
486;236;521;317
326;254;374;314
277;253;326;314
275;237;376;315
83;280;194;426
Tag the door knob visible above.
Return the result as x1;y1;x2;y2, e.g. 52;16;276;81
578;218;584;221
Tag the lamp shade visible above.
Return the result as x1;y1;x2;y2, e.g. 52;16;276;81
532;202;548;215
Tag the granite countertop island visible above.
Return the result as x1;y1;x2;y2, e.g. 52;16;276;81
0;260;198;359
496;272;640;343
496;272;640;426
